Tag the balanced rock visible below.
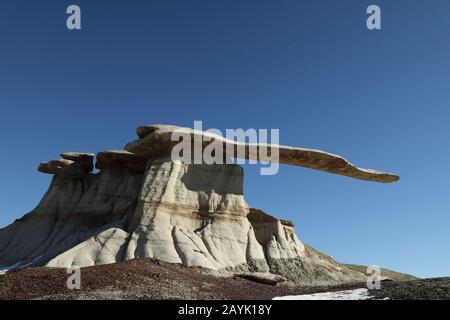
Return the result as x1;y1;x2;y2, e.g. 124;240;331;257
0;123;398;285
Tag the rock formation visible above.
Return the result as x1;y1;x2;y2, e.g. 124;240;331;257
0;124;398;284
126;124;399;183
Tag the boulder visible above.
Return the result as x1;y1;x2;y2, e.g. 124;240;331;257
236;273;288;285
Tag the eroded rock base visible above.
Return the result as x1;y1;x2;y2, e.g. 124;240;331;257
1;156;364;284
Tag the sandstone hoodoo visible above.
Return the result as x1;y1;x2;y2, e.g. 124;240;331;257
0;124;399;284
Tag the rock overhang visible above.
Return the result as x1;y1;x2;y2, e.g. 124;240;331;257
125;124;400;183
36;124;400;184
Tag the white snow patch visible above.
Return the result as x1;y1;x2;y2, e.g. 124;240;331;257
0;262;23;274
0;255;43;275
273;288;373;300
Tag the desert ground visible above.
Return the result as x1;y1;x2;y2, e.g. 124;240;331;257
1;258;448;300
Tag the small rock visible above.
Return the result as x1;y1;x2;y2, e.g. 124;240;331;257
60;152;94;163
236;273;288;286
37;162;53;175
38;158;93;179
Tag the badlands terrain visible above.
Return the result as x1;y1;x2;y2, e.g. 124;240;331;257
2;124;435;300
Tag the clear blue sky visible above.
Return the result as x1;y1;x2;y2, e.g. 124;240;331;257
0;0;449;278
